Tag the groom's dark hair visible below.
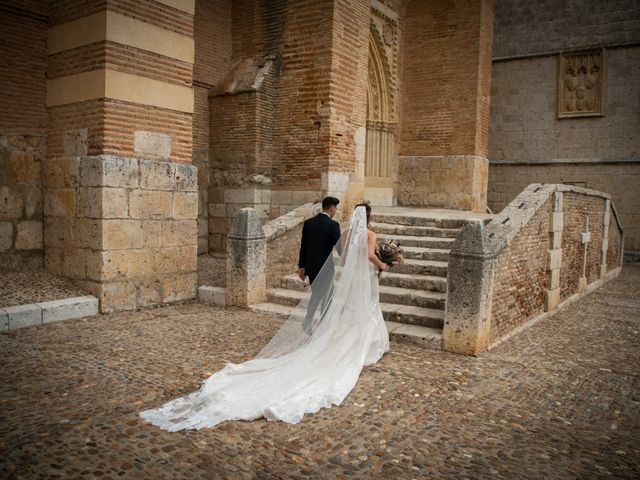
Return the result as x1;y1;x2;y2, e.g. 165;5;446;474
322;196;340;210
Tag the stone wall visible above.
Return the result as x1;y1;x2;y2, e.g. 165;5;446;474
444;184;624;355
397;0;493;212
489;0;640;251
0;1;48;272
493;0;640;59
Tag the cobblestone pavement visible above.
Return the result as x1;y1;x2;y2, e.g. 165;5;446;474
0;271;88;308
1;267;638;479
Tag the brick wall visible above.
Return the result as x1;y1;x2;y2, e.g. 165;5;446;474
493;0;640;59
490;197;550;343
0;2;48;271
560;193;605;300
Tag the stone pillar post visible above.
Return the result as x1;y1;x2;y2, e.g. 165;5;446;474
226;208;266;307
600;199;610;279
546;191;563;311
443;220;500;356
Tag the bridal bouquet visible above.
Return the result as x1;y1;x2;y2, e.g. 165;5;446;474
376;239;404;277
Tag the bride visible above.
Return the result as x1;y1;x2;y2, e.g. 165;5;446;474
140;204;390;431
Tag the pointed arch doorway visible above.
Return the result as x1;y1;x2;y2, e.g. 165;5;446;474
364;26;396;207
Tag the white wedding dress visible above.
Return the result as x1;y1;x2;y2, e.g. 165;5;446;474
140;206;389;431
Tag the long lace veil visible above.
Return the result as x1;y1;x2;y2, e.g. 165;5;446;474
140;206;373;430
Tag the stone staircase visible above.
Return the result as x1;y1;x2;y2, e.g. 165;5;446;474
250;210;468;350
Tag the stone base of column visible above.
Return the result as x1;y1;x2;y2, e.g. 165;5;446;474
397;155;488;212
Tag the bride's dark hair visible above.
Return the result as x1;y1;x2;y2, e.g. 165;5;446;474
355;202;372;226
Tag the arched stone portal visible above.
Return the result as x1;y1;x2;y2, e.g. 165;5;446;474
365;9;398;206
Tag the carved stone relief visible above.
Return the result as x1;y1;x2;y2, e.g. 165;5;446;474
557;49;606;118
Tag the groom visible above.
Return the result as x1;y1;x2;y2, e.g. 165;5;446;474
298;196;341;332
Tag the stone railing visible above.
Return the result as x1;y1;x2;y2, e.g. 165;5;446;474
443;184;624;356
224;203;320;306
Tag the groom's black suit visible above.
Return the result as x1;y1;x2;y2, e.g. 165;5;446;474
298;212;341;284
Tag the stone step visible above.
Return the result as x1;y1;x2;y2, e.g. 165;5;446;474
249;303;442;350
386;321;443;350
379;285;446;310
280;275;309;292
379;272;447;293
373;213;467;229
393;259;448;277
378;233;455;250
371;222;459;238
402;246;450;262
380;303;444;329
267;288;305;307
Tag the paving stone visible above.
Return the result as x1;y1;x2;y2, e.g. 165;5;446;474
0;270;88;308
0;266;638;479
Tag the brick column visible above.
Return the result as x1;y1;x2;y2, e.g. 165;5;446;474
397;0;493;212
44;1;198;312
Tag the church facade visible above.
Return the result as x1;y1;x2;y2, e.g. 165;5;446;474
0;0;637;313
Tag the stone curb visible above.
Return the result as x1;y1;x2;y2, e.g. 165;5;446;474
197;286;226;306
0;296;99;333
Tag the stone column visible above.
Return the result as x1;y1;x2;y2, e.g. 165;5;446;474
226;208;266;307
546;191;563;311
600;199;610;279
44;1;197;312
443;220;501;356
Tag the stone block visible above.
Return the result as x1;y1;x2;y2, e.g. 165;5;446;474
0;308;8;332
15;220;43;250
162;220;197;247
62;248;88;279
45;247;63;275
197;236;208;255
23;185;42;219
137;279;161;307
134;131;172;159
100;280;137;313
549;248;562;270
102;188;129;218
76;187;100;218
0;221;13;252
579;276;588;293
173;192;198;219
38;296;99;324
0;185;24;218
102;219;144;249
550;212;563;232
10;150;40;184
553;191;563;212
603;200;611;227
580;231;591;244
198;286;226;305
129;190;172;219
43;157;79;189
63;128;88;156
549;268;561;290
5;304;42;330
224;188;258;204
551;231;562;250
162;272;197;303
271;190;292;205
101;249;151;280
175;163;198;191
545;288;560;312
142;220;163;248
208;203;226;218
139;159;175;190
151;245;197;274
71;218;101;249
81;156;139;188
44;189;75;217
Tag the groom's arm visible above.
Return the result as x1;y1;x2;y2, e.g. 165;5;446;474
298;222;307;277
332;221;341;255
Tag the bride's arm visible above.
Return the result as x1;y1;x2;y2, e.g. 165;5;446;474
367;230;388;271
